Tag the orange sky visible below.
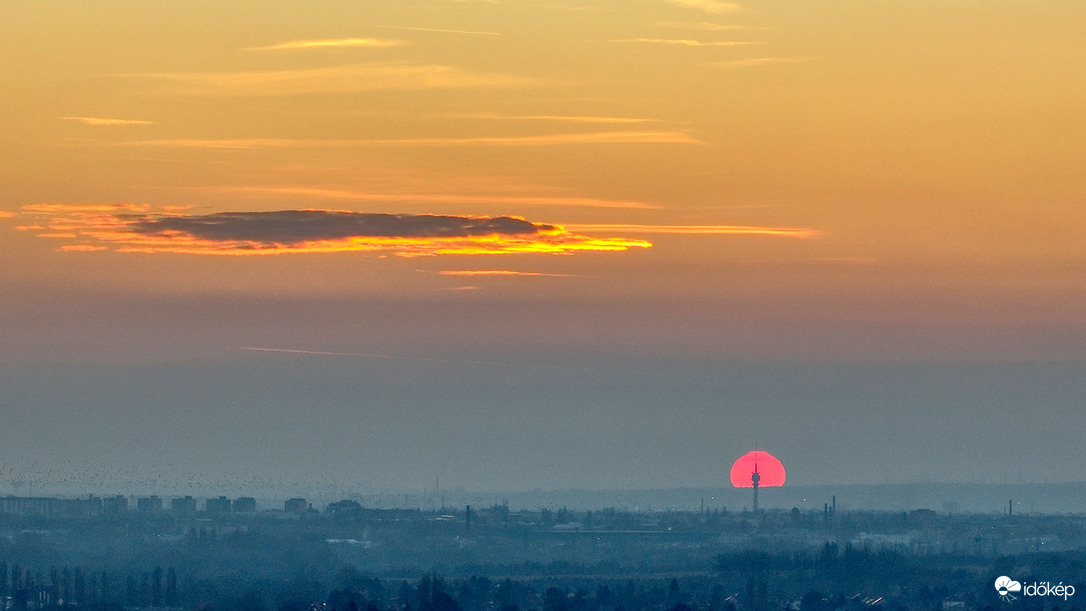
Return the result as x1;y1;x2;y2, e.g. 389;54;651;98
1;0;1084;362
0;0;1084;491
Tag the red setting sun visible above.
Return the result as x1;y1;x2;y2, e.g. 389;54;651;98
730;451;786;488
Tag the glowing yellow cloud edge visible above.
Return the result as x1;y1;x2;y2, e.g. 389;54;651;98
16;206;653;257
16;206;819;256
60;116;155;126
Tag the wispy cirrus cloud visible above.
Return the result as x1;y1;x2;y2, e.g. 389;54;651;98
123;62;529;96
565;223;819;238
13;204;146;236
438;270;579;277
20;203;191;214
654;21;764;31
0;211;14;218
15;206;652;256
609;38;758;47
240;346;534;368
664;0;743;14
246;38;407;51
449;112;661;124
708;56;815;68
122;131;702;148
60;116;155;126
21;203;151;214
369;25;500;36
204;186;661;210
816;257;878;265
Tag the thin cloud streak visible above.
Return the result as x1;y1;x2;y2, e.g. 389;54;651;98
238;346;651;375
22;203;150;214
566;223;820;238
240;347;567;370
610;38;759;47
242;346;519;367
664;0;743;14
816;257;878;265
359;131;702;146
449;112;661;124
246;38;407;51
123;131;702;148
60;116;155;126
123;62;529;96
207;186;661;210
370;25;500;36
438;270;579;277
654;21;765;31
709;56;815;67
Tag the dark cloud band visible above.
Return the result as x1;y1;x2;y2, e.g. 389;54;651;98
18;206;651;256
127;210;553;244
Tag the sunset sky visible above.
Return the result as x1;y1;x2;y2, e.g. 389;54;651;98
1;0;1084;497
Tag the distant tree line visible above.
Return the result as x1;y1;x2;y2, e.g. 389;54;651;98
0;561;178;610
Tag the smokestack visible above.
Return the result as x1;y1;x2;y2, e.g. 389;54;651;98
466;504;471;530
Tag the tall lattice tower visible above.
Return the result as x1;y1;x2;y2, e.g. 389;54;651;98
730;450;785;513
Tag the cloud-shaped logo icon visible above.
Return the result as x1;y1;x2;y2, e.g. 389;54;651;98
995;576;1022;601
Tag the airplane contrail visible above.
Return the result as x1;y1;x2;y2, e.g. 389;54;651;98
240;346;531;368
239;346;649;375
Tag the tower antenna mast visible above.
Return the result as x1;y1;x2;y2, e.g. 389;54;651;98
751;453;761;513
